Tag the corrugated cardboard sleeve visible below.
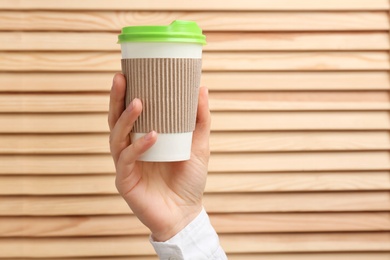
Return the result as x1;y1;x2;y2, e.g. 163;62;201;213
121;58;202;133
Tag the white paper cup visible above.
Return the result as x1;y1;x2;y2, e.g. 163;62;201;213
118;20;206;162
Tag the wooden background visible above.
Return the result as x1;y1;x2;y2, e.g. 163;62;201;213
1;0;390;259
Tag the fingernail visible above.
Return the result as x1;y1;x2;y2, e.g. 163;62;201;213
144;131;155;141
127;99;135;111
112;74;117;86
201;86;208;97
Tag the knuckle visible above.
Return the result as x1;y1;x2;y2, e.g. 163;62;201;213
114;177;124;195
109;133;114;145
131;139;142;153
107;115;112;127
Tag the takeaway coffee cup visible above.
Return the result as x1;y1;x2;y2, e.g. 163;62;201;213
118;20;206;162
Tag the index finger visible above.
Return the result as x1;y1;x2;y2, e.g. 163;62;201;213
108;73;127;131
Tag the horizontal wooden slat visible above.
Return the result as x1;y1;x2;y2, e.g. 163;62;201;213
210;131;390;152
206;172;390;192
1;192;389;216
0;72;113;92
206;32;390;51
204;192;390;213
0;215;147;237
1;171;389;195
0;113;110;133
3;258;156;260
9;258;157;260
2;212;389;237
221;233;390;253
1;152;389;174
202;71;390;91
210;112;390;131
2;91;390;113
0;155;115;175
1;233;390;257
226;253;390;260
0;134;109;154
0;94;108;113
2;131;390;155
215;31;390;51
0;52;123;72
209;152;390;172
202;52;390;71
1;52;389;71
210;213;390;233
2;32;389;51
13;253;390;260
1;112;389;134
209;91;390;111
1;0;388;11
0;175;116;195
1;72;388;92
0;11;387;31
0;236;154;257
219;253;390;260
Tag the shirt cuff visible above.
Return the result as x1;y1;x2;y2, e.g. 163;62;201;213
149;208;227;260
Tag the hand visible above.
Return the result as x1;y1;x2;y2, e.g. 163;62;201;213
108;73;211;241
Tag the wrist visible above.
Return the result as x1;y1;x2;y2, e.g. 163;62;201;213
151;206;203;242
150;208;227;259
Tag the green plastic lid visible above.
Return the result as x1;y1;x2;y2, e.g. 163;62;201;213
118;20;206;45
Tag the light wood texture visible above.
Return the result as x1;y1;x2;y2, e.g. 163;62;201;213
227;253;390;260
207;32;390;51
1;1;390;259
0;11;387;31
221;233;390;253
201;72;390;91
204;192;390;213
210;111;390;131
0;72;113;92
1;151;389;174
202;52;390;71
2;32;389;51
11;253;390;260
206;172;390;192
0;236;154;257
0;134;110;154
219;253;390;260
0;131;381;153
2;91;390;113
0;155;115;174
1;172;389;195
209;91;390;111
2;72;388;92
2;212;389;237
15;253;390;260
210;131;390;152
0;94;108;113
208;152;390;172
1;233;389;257
1;0;388;10
210;213;390;233
0;175;118;195
0;113;111;133
1;52;389;71
2;131;390;154
1;192;389;216
1;112;389;133
5;258;157;260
